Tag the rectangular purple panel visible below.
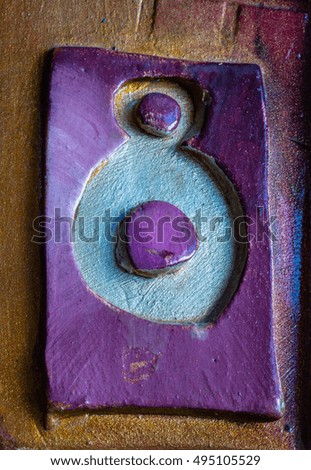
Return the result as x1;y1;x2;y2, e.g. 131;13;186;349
45;47;282;418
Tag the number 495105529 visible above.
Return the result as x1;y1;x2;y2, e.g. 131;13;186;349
192;455;261;466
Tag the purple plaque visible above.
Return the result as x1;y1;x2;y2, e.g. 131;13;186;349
45;47;282;418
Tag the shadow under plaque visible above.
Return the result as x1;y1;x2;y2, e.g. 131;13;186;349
44;47;282;419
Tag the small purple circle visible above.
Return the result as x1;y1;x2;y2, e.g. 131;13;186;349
136;93;181;136
116;200;199;277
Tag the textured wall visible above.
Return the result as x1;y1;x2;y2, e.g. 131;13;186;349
0;0;310;449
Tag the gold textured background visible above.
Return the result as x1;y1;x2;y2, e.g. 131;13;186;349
0;0;310;449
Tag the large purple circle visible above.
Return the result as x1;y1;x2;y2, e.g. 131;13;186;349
116;200;199;277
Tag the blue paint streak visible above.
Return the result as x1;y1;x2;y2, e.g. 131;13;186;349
291;192;305;321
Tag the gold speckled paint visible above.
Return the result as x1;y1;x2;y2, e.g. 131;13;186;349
0;0;310;449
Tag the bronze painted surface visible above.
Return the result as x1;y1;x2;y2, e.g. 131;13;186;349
0;0;310;449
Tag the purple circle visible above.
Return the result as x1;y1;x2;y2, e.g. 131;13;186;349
116;200;199;277
136;93;181;136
